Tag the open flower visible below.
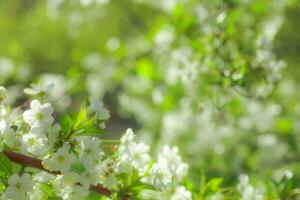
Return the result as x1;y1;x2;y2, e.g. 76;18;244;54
237;174;264;200
21;130;49;157
97;158;119;190
171;186;192;200
4;173;33;200
43;144;76;173
120;128;135;146
88;99;110;128
88;99;110;121
145;158;172;190
119;142;150;171
23;99;54;129
77;136;104;168
118;128;136;155
1;125;20;149
79;169;99;188
158;145;188;183
24;83;54;96
117;129;151;174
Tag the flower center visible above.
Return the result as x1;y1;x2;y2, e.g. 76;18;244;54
84;149;92;154
15;183;21;189
28;137;36;145
36;113;44;120
57;155;65;162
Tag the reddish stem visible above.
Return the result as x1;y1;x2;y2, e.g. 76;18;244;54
3;150;112;197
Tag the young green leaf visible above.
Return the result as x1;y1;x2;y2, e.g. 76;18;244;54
74;106;87;129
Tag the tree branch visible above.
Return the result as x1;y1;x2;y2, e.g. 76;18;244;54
3;150;112;197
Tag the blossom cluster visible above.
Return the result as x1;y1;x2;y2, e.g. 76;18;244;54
237;175;264;200
0;85;191;199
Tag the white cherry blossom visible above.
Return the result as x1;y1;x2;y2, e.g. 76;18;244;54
77;136;104;168
52;173;89;200
21;130;49;157
171;186;192;200
119;142;150;173
43;144;76;173
237;174;264;200
144;158;172;190
24;83;54;96
120;128;135;147
158;145;188;183
1;125;20;149
23;99;54;129
4;173;33;200
88;99;110;120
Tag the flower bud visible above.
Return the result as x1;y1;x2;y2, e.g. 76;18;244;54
0;86;7;101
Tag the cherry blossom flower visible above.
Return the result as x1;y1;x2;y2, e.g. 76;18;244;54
23;99;54;129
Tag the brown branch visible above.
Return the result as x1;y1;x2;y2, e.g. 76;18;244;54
3;150;113;197
90;184;111;197
3;151;46;172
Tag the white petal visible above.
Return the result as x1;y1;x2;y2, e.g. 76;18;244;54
22;133;32;142
8;174;20;185
20;174;32;191
40;103;54;116
44;116;54;125
46;83;55;90
21;173;30;182
42;157;53;171
30;127;43;136
4;186;16;198
23;110;36;124
32;120;46;129
24;88;39;95
31;99;41;112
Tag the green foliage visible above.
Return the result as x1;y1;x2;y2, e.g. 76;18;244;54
0;0;300;199
0;154;13;179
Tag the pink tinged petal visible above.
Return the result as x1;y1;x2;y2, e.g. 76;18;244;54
23;110;36;124
31;99;42;112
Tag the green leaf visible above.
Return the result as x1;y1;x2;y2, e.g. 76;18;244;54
206;178;223;192
0;153;13;177
60;114;73;135
81;126;105;136
136;58;155;79
276;118;293;134
37;183;56;198
71;162;86;173
0;183;6;194
141;160;154;177
199;177;223;198
84;191;104;200
81;118;95;128
74;106;87;129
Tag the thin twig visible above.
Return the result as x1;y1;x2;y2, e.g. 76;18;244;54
3;150;114;197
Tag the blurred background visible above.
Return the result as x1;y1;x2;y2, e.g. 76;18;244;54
0;0;300;197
